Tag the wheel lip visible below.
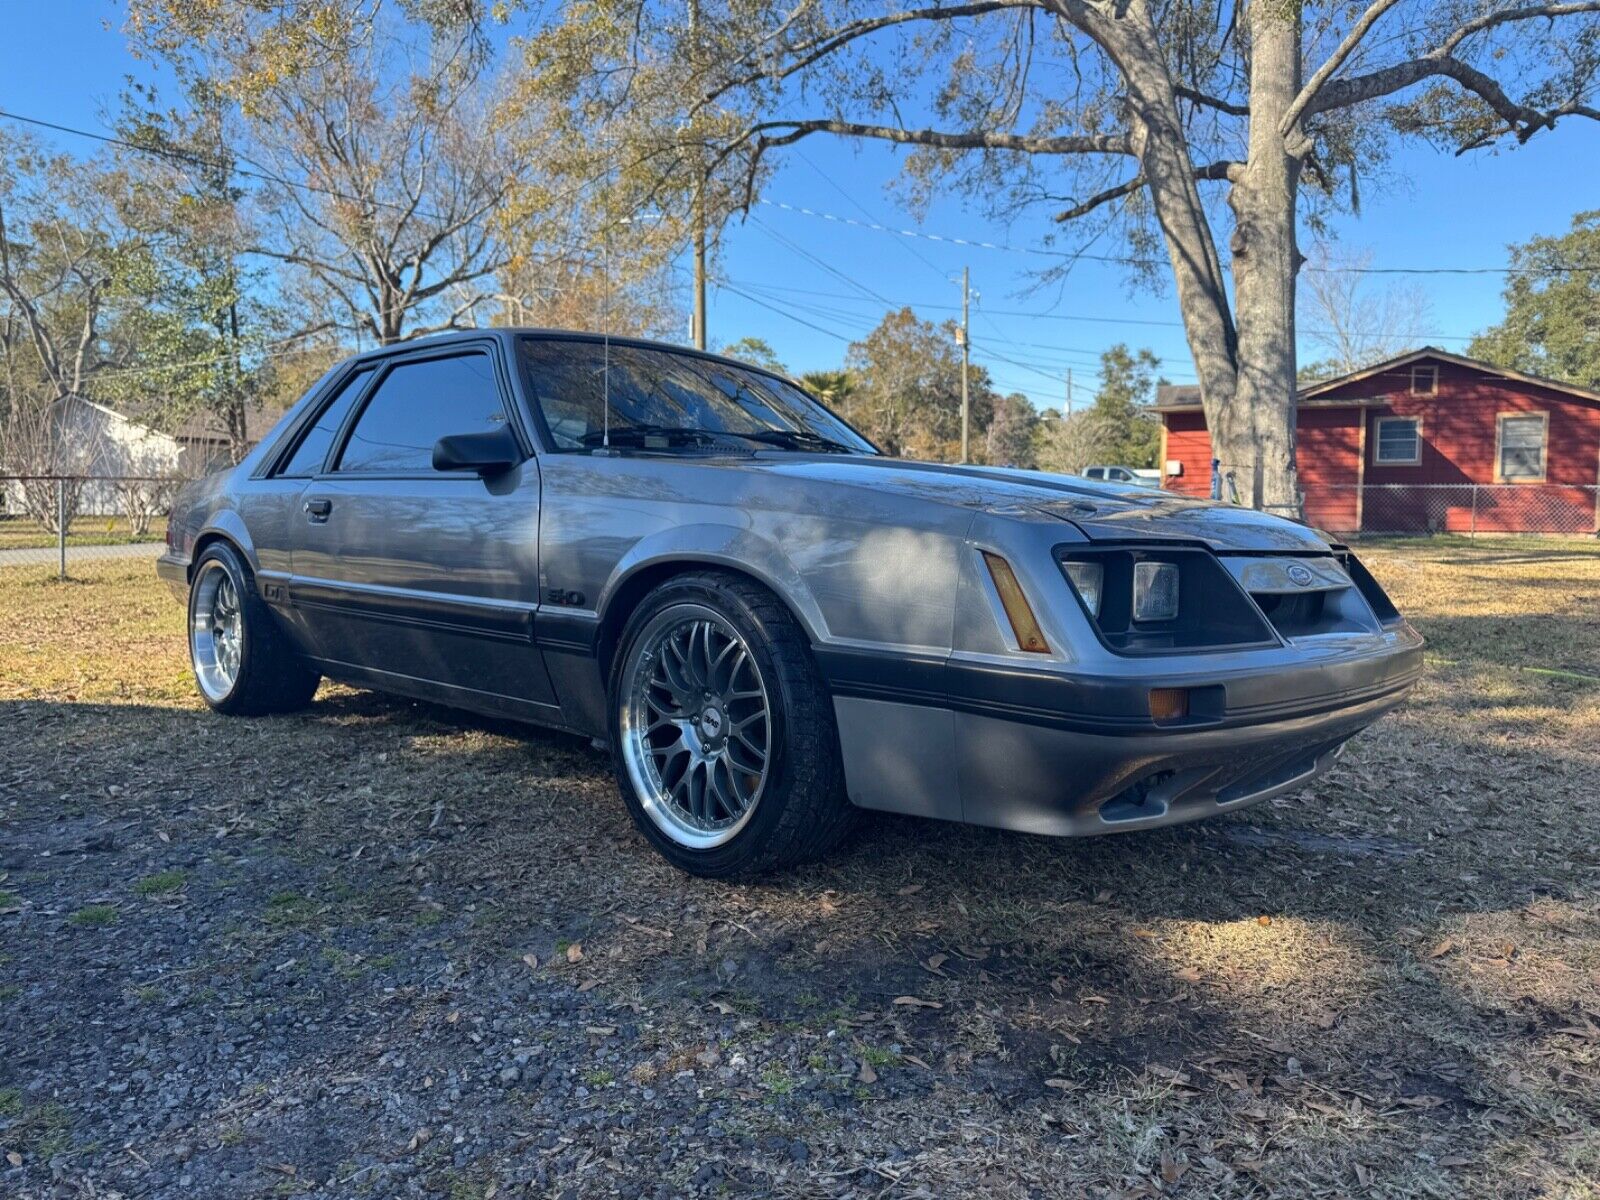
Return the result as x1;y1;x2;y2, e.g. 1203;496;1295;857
189;559;242;704
618;601;773;852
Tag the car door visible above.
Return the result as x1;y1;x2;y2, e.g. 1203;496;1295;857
288;342;557;713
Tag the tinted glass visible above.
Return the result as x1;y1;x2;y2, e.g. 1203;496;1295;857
518;338;875;454
336;353;505;473
278;366;374;477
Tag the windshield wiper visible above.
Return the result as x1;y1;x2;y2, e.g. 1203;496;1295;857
580;424;736;450
739;429;860;454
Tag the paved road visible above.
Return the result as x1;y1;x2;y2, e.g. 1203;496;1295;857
0;541;164;568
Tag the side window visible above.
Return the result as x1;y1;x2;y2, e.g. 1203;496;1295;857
277;366;374;477
336;353;506;474
1498;413;1547;481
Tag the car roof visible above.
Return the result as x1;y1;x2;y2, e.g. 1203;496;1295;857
347;327;796;384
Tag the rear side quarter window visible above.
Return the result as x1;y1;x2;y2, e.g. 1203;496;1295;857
276;366;376;477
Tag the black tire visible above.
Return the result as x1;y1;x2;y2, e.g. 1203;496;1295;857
608;571;856;877
187;541;320;716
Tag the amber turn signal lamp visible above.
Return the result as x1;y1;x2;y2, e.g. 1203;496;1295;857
1149;688;1189;723
982;552;1050;654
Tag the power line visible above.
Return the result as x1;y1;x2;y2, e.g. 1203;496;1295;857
724;277;1486;346
0;107;458;222
755;196;1593;277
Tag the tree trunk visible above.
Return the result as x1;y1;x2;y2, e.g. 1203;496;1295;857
1226;2;1305;517
1106;15;1244;495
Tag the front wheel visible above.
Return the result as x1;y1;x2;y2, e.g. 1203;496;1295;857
609;571;855;877
188;542;320;715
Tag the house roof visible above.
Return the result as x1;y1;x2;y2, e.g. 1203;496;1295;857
1154;348;1600;413
167;407;281;446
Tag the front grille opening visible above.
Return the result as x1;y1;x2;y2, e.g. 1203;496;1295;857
1252;590;1328;639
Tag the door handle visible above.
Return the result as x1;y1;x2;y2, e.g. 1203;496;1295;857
304;498;332;522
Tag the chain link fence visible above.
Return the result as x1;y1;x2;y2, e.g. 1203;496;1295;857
1321;483;1600;537
1;474;178;576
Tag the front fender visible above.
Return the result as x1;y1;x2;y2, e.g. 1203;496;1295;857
597;522;827;644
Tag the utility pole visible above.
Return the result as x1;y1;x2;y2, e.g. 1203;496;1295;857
1066;368;1073;417
958;266;970;463
689;0;707;350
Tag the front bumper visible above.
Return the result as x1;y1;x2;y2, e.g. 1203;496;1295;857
825;631;1422;837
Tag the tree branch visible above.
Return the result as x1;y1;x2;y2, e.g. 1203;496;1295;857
1282;0;1406;135
1174;84;1249;117
1050;157;1242;222
1309;1;1600;142
737;118;1130;157
699;1;1046;111
1052;175;1144;222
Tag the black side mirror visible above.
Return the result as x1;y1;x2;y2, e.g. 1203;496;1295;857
432;423;523;476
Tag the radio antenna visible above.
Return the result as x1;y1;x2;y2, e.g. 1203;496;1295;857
602;226;611;448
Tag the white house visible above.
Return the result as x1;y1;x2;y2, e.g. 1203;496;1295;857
3;396;183;517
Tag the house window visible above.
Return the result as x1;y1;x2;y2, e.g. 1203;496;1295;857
1410;364;1437;395
1497;413;1547;481
1373;416;1421;465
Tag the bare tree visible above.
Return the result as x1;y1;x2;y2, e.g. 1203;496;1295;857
1299;243;1435;378
0;133;124;407
518;1;1600;515
0;399;105;536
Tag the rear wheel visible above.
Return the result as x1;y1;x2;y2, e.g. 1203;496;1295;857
609;571;855;877
188;542;320;715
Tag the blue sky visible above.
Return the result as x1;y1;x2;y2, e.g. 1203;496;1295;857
4;2;1597;410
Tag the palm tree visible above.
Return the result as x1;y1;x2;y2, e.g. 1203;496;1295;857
800;370;855;419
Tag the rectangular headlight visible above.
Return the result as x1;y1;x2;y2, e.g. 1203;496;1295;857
1063;560;1104;617
1133;561;1179;622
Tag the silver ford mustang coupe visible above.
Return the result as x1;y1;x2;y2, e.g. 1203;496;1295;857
159;329;1422;876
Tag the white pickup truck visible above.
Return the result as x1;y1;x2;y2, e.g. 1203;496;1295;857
1082;464;1163;487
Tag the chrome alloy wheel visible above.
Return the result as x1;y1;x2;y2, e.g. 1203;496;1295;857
191;562;243;703
619;604;773;850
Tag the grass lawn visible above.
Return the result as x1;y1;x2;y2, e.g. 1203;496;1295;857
1;541;1597;1196
0;515;162;551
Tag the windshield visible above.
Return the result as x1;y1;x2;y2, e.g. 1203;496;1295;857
518;337;877;455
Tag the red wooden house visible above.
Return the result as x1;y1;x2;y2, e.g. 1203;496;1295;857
1155;349;1600;535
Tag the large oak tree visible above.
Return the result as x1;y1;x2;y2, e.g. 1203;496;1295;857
517;1;1600;514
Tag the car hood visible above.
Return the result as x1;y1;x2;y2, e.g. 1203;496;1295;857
751;454;1330;553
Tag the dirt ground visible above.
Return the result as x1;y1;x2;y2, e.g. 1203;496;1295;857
1;538;1597;1198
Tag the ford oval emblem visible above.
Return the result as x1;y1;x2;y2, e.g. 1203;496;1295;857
1286;563;1315;587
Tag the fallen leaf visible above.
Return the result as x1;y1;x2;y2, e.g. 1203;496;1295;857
857;1058;878;1084
1044;1077;1079;1091
6;1152;22;1167
923;953;948;974
1094;889;1113;904
708;999;736;1015
1132;929;1157;940
892;995;943;1009
1257;915;1272;927
445;1011;460;1024
1428;938;1457;959
576;979;598;993
585;1025;617;1036
521;953;539;970
1161;1150;1188;1186
903;1054;932;1070
1175;966;1203;983
897;883;924;896
566;942;584;963
406;1128;432;1152
1354;1163;1372;1188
